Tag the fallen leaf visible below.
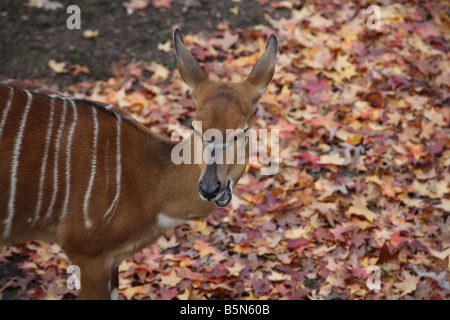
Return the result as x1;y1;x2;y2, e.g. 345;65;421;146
160;269;183;287
83;29;99;39
47;59;67;73
152;0;173;9
345;206;378;222
395;271;419;297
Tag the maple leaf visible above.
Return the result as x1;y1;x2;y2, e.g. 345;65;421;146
214;31;239;50
345;206;378;222
69;64;90;76
228;261;246;277
152;0;173;9
160;269;183;287
299;78;329;95
395;271;419;297
299;151;321;169
193;239;216;258
82;29;99;39
404;95;428;110
48;59;67;73
407;143;426;161
308;13;333;28
437;199;450;212
151;63;170;81
157;234;179;250
318;153;346;166
123;0;150;15
334;54;357;80
177;289;190;300
310;111;338;130
121;285;146;300
424;108;446;126
27;0;63;10
156;287;178;300
158;41;171;53
428;247;450;269
286;237;310;250
390;230;406;247
267;271;291;282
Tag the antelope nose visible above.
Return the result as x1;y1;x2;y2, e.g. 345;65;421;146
198;181;221;200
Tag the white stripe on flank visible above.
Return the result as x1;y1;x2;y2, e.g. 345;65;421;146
104;115;122;223
0;86;15;141
60;100;78;221
48;94;73;101
3;90;33;238
105;140;110;189
44;99;67;219
83;106;99;228
32;97;55;225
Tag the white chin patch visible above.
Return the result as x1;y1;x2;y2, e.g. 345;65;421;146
110;288;118;300
157;213;186;229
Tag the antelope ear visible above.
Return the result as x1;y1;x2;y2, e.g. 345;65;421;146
173;28;207;92
246;34;278;96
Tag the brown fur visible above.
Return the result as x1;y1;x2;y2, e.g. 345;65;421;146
0;29;277;299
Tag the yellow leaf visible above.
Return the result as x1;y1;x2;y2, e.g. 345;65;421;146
311;244;337;256
228;261;245;276
193;239;216;258
267;271;291;281
177;289;190;300
346;133;362;145
398;193;423;208
411;180;429;196
428;246;450;268
335;54;357;80
318;153;346;166
368;122;390;131
395;271;419;297
285;225;311;239
157;41;171;52
437;199;450;212
192;220;211;236
279;1;293;9
309;13;333;28
365;175;383;187
121;286;146;300
346;206;378;222
160;269;183;287
151;63;169;81
48;59;68;73
229;6;239;15
435;180;450;198
83;29;99;38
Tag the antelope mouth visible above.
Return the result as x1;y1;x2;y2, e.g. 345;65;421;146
215;180;232;207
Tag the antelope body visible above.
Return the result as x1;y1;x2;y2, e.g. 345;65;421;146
0;29;277;299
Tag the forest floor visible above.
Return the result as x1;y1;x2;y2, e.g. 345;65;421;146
0;0;449;300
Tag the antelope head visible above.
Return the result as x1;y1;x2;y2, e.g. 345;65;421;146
173;29;278;207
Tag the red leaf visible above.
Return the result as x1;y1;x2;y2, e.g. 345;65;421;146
152;0;173;9
299;79;328;95
286;237;310;249
390;230;406;247
157;287;178;300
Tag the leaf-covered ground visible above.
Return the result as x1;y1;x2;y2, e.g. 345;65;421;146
1;0;450;299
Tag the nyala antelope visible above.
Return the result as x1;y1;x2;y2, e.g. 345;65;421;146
0;29;278;299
